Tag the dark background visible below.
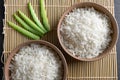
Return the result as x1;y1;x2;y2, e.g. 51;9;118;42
0;0;4;79
0;0;120;79
115;0;120;79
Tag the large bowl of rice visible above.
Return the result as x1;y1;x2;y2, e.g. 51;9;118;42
5;40;68;80
57;2;118;61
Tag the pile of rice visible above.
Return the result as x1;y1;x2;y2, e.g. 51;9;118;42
10;44;62;80
60;8;112;58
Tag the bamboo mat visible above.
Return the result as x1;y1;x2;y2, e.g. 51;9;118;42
4;0;117;80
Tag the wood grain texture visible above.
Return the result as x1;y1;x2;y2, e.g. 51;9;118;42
4;0;117;80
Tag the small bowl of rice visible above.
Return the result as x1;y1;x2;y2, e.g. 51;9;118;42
5;40;68;80
57;2;118;61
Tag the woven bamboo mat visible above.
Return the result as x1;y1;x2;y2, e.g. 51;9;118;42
4;0;117;80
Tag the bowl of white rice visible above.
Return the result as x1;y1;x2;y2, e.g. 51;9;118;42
57;2;118;61
5;40;68;80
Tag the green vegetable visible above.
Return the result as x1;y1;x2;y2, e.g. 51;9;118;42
8;21;40;40
39;0;50;31
18;10;45;35
13;14;42;36
28;2;47;33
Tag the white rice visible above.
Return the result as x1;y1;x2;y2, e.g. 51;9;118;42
10;44;62;80
60;8;112;58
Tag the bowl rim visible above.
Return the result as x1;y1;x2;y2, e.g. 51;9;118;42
4;40;68;80
57;2;119;61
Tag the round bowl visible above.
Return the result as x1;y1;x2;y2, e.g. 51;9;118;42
5;40;68;80
57;2;119;61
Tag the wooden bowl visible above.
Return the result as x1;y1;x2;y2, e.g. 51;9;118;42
57;2;119;61
5;40;68;80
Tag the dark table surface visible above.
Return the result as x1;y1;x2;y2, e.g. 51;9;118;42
0;0;120;79
115;0;120;79
0;0;4;79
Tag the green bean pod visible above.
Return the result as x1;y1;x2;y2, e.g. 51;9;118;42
28;2;47;33
8;21;40;40
39;0;50;31
18;10;45;35
14;14;42;36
